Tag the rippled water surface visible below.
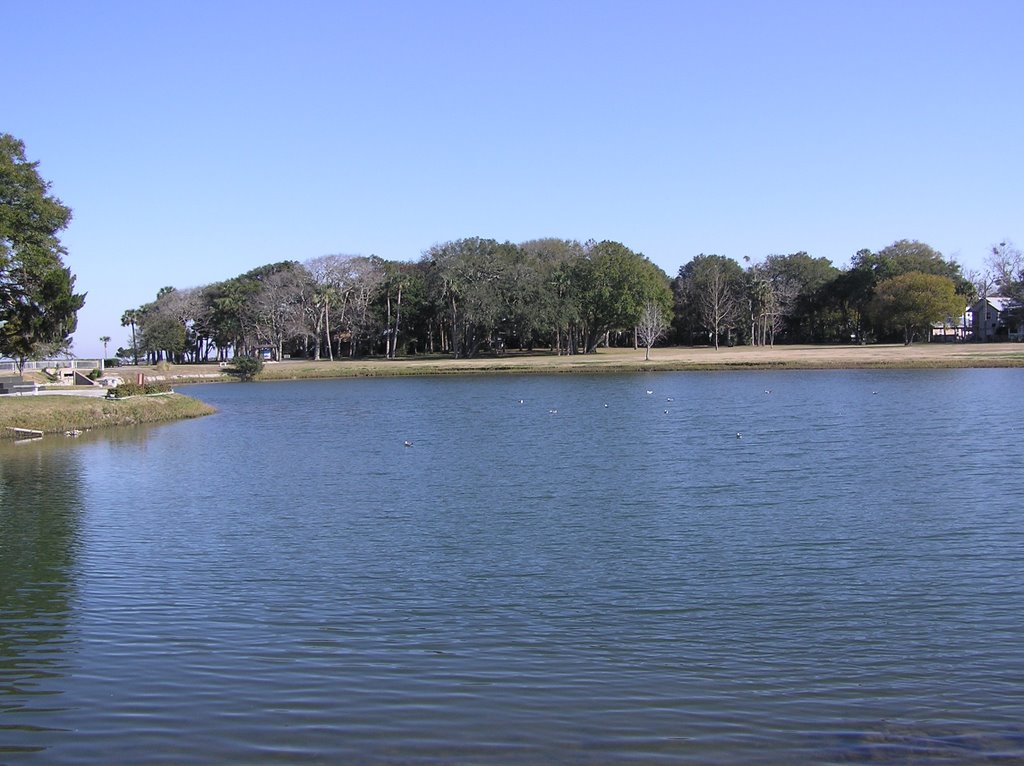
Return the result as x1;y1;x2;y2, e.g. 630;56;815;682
2;369;1023;764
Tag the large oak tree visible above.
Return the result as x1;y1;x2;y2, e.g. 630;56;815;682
573;241;671;353
870;272;963;345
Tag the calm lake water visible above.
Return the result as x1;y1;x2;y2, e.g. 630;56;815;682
2;369;1023;764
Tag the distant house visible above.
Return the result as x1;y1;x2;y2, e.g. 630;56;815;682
931;307;971;342
971;296;1023;341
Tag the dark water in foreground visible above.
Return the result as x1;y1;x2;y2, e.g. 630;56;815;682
2;369;1023;764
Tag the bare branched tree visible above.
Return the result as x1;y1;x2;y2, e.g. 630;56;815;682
986;241;1023;297
636;301;668;360
696;260;741;349
251;269;310;362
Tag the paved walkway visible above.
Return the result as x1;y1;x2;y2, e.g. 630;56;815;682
0;386;110;398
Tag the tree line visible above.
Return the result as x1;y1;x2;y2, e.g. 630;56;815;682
122;238;672;363
120;236;1022;365
4;133;1021;370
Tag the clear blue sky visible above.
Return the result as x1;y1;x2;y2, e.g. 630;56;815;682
8;0;1022;358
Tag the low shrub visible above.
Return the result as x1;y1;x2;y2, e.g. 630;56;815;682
227;356;264;381
107;381;171;398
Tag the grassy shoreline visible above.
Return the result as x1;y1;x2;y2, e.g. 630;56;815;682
0;392;216;439
183;343;1024;381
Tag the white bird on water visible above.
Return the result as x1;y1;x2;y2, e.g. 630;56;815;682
404;440;414;448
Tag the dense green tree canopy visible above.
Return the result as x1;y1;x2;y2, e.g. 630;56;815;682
574;241;671;353
870;272;963;345
426;237;512;358
852;239;973;296
750;252;839;344
761;252;839;294
0;134;84;369
674;254;745;348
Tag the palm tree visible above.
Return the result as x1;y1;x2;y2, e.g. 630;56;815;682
100;335;111;370
120;309;140;365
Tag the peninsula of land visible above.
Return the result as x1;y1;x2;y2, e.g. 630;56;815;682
0;392;215;438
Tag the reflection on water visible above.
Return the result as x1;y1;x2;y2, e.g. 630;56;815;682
1;369;1023;764
0;441;83;754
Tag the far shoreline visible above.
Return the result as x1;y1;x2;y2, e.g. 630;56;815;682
4;344;1021;438
164;343;1024;383
7;345;1024;391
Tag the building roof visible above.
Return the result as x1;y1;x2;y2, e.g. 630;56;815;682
974;296;1018;313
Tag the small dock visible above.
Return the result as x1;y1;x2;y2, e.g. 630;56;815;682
6;427;44;437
